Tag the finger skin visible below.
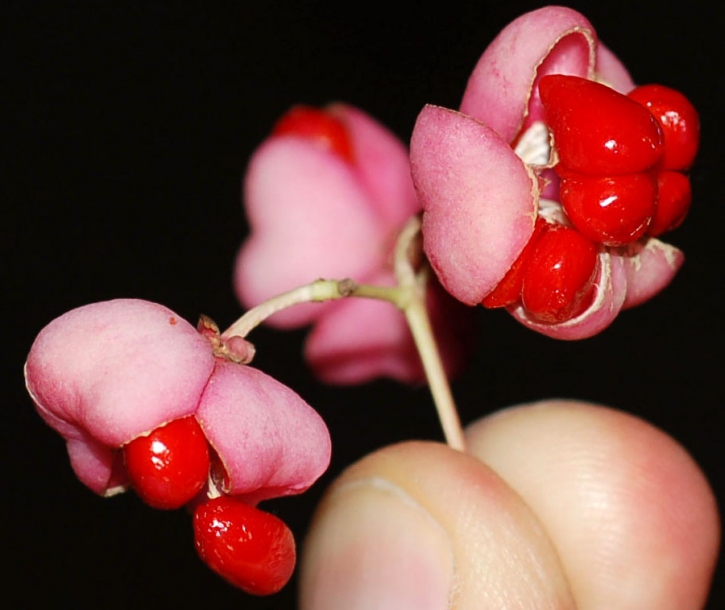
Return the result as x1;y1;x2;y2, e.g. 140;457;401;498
300;441;575;609
300;400;719;609
466;400;720;610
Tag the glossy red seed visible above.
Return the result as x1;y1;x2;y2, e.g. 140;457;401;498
628;84;700;171
540;75;663;175
123;416;210;510
482;217;549;308
272;105;354;162
194;496;296;596
648;170;692;237
559;170;658;246
521;225;599;324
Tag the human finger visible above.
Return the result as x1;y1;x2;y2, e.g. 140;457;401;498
299;438;575;609
466;399;720;609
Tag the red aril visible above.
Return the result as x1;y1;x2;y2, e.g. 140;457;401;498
539;75;663;175
648;171;692;237
628;84;700;171
482;217;549;308
123;416;210;510
521;224;599;323
559;170;657;246
272;105;354;162
194;496;296;596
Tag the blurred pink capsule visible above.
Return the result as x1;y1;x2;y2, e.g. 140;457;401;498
234;104;473;383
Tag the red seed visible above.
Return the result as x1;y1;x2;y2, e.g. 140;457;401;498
521;225;599;323
628;84;700;171
272;105;354;162
559;170;658;246
648;170;692;237
194;496;296;596
123;416;210;510
540;74;663;175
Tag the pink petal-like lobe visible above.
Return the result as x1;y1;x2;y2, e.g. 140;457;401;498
620;239;684;309
66;436;128;496
331;103;420;227
196;360;331;504
460;6;596;142
235;138;384;328
411;105;537;305
595;42;636;93
25;299;215;494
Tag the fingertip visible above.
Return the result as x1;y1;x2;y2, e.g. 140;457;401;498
299;441;575;609
466;399;720;609
299;468;454;610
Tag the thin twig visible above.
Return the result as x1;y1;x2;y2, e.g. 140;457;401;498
394;216;466;451
222;279;347;339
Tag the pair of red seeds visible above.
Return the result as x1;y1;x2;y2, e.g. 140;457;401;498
123;416;295;596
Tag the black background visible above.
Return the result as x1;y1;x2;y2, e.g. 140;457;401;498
4;1;722;607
